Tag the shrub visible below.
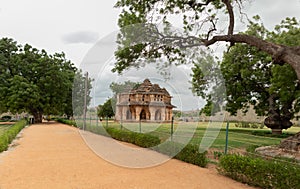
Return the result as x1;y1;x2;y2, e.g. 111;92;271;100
0;120;27;152
218;154;300;189
213;151;224;159
251;130;293;138
175;144;208;167
153;141;208;167
104;127;161;148
54;118;77;127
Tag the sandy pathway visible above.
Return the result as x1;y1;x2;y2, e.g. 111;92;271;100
0;123;255;189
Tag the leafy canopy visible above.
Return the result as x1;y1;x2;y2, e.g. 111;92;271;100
0;38;91;121
192;17;300;127
113;0;300;87
97;98;115;118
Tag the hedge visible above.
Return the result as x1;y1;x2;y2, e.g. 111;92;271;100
153;141;208;167
98;127;208;167
105;128;208;167
105;127;161;148
54;118;77;127
218;154;300;189
0;120;27;152
251;130;293;138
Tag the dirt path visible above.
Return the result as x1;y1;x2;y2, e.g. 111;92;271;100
0;123;255;189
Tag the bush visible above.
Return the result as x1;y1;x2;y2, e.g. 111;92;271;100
0;120;27;152
175;144;208;167
153;141;208;167
104;127;161;148
54;118;77;127
104;128;208;167
251;130;293;138
218;154;300;189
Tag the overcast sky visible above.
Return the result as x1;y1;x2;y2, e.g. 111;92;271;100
1;0;300;111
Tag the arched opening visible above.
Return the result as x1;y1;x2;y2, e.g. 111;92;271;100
140;109;146;120
155;109;161;120
126;110;132;120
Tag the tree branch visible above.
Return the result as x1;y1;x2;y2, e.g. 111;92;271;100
187;0;213;10
202;34;281;55
222;0;235;35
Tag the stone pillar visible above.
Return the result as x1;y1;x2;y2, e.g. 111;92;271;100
122;107;128;120
165;109;169;121
135;107;142;121
149;107;156;121
146;109;151;120
161;108;166;121
115;106;122;121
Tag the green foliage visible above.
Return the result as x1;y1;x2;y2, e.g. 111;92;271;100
106;127;161;148
213;151;224;160
0;120;27;152
199;98;220;116
153;141;208;167
53;118;77;127
218;154;300;189
72;71;93;117
113;0;234;73
0;38;87;122
60;118;209;167
219;18;300;131
172;110;182;118
97;98;115;118
191;50;225;116
109;81;140;95
174;144;208;167
251;130;294;138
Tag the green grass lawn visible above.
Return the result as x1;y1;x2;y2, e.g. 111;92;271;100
78;119;300;152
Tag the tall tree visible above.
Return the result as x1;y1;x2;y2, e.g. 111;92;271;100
97;98;115;119
0;38;19;113
113;0;300;81
0;38;86;123
109;81;140;95
192;18;300;134
190;50;224;116
72;70;93;118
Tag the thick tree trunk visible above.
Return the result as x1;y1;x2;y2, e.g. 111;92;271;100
32;111;43;124
264;94;293;135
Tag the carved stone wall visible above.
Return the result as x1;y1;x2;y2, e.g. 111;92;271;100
115;79;175;122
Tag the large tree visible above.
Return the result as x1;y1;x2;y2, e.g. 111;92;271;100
0;38;84;123
109;81;141;95
191;18;300;134
97;98;115;119
113;0;300;80
222;19;300;134
72;70;93;118
112;1;300;147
